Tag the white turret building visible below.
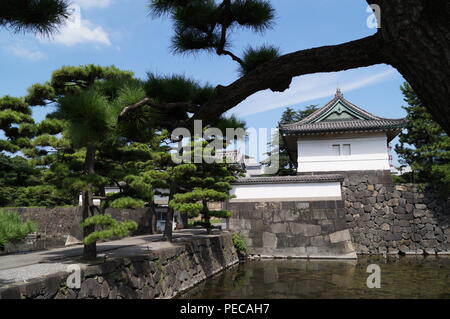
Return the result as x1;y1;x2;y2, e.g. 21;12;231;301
280;89;406;174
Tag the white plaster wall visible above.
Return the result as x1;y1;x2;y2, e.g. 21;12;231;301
230;182;342;202
297;133;390;172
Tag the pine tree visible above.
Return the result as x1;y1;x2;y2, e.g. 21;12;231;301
169;139;243;234
0;96;34;154
25;65;149;258
0;0;69;35
396;83;450;197
149;0;279;75
262;105;318;175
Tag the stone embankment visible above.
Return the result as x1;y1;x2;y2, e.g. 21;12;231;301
0;232;238;299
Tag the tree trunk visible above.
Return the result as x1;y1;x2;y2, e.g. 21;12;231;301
148;204;158;235
372;0;450;134
203;200;212;235
82;144;97;259
189;0;450;134
163;181;176;242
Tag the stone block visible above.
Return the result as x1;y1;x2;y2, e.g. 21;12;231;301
78;278;102;299
392;191;401;198
290;223;322;237
387;198;400;207
329;229;351;244
395;185;408;192
415;204;427;210
271;223;287;234
295;202;310;210
310;235;326;247
312;209;327;220
262;232;277;249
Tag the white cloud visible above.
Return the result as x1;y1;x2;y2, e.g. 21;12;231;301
7;44;46;61
74;0;112;9
39;5;111;47
229;68;397;117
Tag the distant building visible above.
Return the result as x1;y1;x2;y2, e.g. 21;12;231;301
215;149;263;177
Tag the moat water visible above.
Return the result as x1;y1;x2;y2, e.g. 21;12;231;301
178;256;450;299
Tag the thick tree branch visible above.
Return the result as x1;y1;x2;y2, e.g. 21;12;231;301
193;33;387;122
119;97;200;119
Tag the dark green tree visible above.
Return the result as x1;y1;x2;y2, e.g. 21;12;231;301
126;73;217;242
0;0;70;35
262;105;318;175
26;65;152;258
169;140;243;234
396;83;450;197
0;94;76;207
0;96;34;154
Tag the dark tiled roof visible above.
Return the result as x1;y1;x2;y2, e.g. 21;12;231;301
281;119;406;135
280;91;406;135
233;174;344;185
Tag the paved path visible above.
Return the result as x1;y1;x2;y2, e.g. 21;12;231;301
0;229;205;271
0;229;210;286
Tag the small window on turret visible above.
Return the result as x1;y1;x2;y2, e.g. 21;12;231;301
343;144;351;155
332;144;340;156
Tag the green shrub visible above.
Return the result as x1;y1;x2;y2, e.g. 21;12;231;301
188;218;222;227
232;233;247;253
109;197;145;209
0;210;37;248
81;214;138;245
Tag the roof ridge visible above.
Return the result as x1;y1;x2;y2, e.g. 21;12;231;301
280;93;406;129
281;96;338;127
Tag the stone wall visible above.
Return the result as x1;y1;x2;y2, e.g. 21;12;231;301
0;233;238;299
1;207;153;253
343;175;450;254
226;201;356;259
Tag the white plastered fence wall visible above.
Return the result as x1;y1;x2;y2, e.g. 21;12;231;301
230;181;342;202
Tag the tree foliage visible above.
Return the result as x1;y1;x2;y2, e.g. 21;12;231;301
169;139;244;234
396;83;450;197
0;96;34;154
262;105;318;175
81;214;138;245
150;0;279;73
0;0;70;35
231;233;247;253
0;209;37;248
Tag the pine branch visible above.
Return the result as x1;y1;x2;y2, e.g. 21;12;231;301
119;98;200;119
192;34;386;123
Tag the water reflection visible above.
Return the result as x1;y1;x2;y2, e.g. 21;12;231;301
178;256;450;299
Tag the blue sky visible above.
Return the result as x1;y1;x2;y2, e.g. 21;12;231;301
0;0;407;164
